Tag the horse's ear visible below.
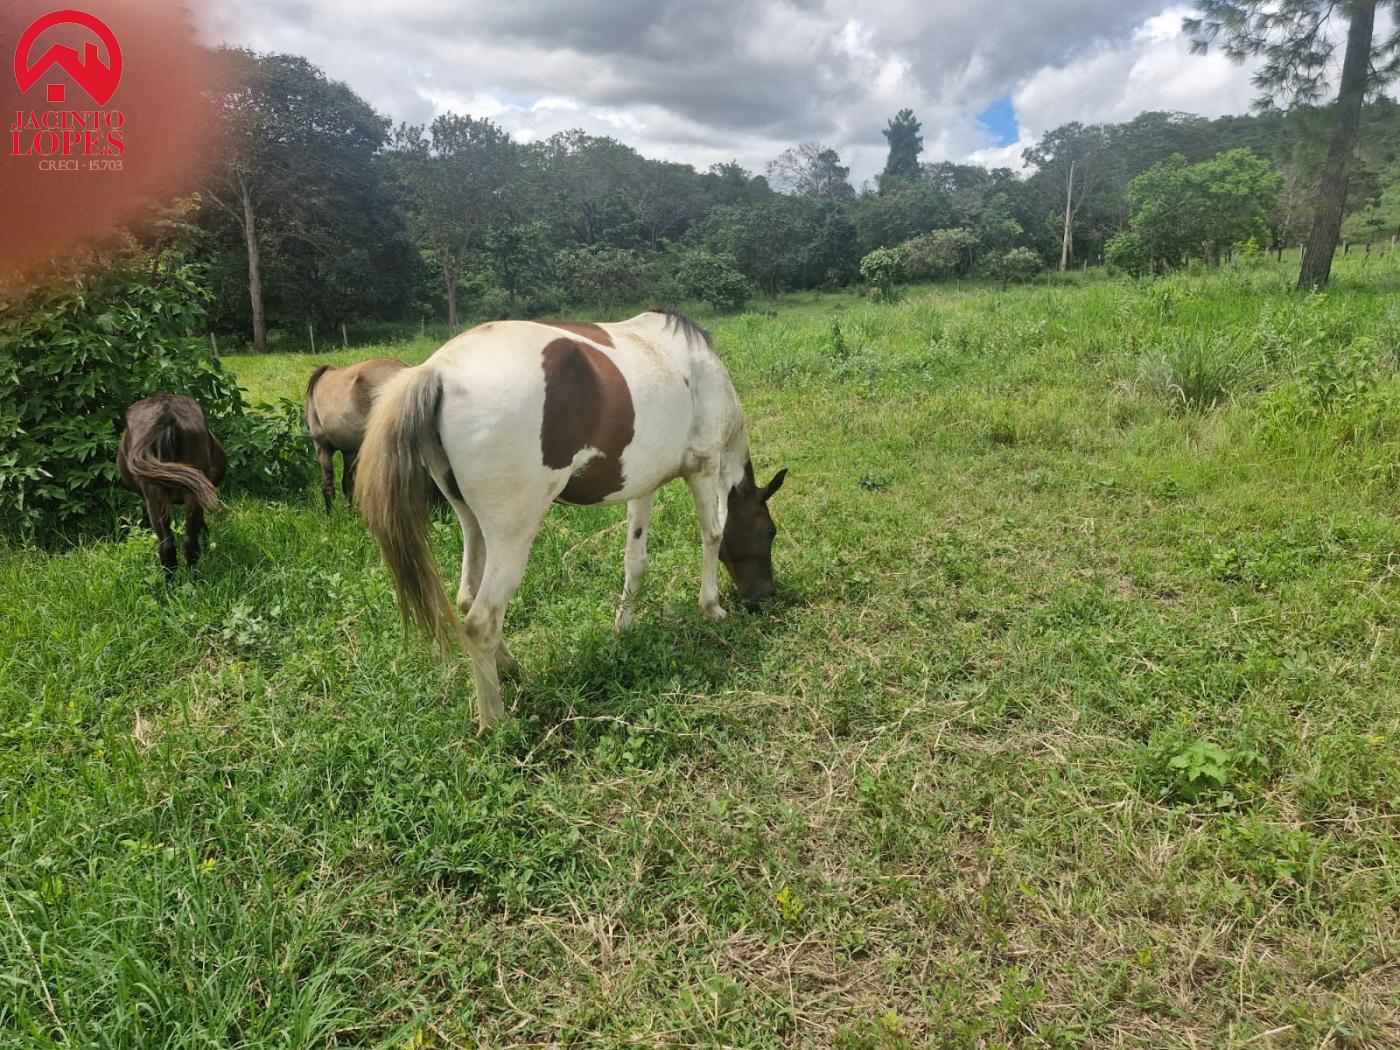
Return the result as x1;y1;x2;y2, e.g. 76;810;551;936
761;468;787;502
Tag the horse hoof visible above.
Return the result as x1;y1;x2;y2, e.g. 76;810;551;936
701;603;727;622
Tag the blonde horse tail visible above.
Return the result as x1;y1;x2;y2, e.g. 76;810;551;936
356;365;463;653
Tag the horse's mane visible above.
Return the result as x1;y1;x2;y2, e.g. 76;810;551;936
306;364;333;400
648;306;712;349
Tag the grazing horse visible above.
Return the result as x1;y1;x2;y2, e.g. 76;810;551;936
357;309;787;733
305;357;408;511
116;394;226;576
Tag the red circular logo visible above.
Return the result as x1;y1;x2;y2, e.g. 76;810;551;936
14;9;122;106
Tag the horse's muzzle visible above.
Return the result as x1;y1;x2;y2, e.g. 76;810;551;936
742;582;776;609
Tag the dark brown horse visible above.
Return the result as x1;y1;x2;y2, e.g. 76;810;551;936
305;358;408;512
117;394;226;575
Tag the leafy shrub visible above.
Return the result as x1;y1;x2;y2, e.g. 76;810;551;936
996;247;1043;288
859;246;907;302
1232;236;1266;264
1138;332;1261;412
901;227;979;281
0;260;312;539
674;249;751;312
826;320;849;359
1254;338;1400;450
1105;232;1148;277
220;397;315;499
1247;293;1363;370
1140;733;1272;806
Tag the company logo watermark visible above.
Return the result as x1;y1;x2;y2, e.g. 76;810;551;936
10;9;125;171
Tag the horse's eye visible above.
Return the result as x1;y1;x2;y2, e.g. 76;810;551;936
768;527;777;540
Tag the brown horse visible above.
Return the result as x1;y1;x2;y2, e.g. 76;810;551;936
116;394;226;576
305;358;408;511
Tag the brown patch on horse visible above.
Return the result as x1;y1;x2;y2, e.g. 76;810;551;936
539;321;614;347
540;338;635;504
720;461;786;605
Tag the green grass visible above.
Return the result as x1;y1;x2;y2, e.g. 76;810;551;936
3;258;1399;1047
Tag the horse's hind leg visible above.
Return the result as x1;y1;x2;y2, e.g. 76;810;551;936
146;490;177;577
184;503;206;569
341;450;358;502
462;503;548;733
444;491;517;677
614;492;655;633
315;442;336;512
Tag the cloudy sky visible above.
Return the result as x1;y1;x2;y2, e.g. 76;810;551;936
196;0;1261;185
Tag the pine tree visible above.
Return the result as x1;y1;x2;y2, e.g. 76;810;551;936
880;109;924;190
1186;1;1399;288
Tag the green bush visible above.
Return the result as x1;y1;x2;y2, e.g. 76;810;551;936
901;227;979;281
1105;232;1148;277
0;260;312;539
674;249;751;312
996;247;1043;288
859;246;907;302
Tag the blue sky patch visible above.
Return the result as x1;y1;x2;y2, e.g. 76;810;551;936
975;95;1020;147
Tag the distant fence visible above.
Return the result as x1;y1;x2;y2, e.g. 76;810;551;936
210;318;463;357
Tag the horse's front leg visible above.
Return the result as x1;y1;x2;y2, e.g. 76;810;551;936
685;473;727;622
614;492;655;633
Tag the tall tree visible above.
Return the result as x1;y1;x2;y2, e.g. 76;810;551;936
1126;149;1283;269
880;109;924;190
1186;0;1400;288
767;142;856;200
537;131;644;245
629;161;705;245
391;115;513;329
1023;122;1114;271
202;50;390;351
706;161;770;205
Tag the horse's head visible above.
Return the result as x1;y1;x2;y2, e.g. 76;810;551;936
720;462;788;608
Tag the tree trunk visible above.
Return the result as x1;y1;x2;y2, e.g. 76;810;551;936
240;182;267;353
1298;0;1376;290
1059;159;1074;273
444;264;458;330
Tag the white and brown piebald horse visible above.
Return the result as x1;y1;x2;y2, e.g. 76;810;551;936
357;308;786;732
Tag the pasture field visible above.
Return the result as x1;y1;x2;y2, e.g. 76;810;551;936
3;261;1399;1047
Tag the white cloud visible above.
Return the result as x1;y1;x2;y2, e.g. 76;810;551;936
971;5;1259;170
196;1;1260;183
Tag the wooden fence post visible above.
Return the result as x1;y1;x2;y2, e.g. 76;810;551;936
209;332;218;356
308;323;315;354
342;323;348;348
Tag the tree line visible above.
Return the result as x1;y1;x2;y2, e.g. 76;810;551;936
171;5;1400;350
